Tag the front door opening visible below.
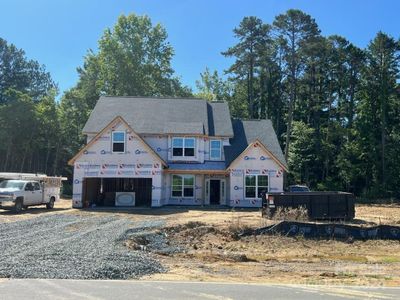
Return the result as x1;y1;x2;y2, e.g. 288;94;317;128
209;179;221;205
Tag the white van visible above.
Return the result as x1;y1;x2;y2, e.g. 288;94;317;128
0;173;66;213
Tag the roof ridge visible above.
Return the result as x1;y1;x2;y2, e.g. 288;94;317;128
101;95;207;101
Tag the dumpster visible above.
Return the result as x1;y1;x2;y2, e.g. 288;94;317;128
262;192;355;220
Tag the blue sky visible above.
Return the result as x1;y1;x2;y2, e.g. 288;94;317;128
0;0;399;96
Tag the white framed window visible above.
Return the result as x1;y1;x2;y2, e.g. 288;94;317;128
171;174;194;198
112;131;125;153
172;137;195;157
210;140;222;160
245;175;268;198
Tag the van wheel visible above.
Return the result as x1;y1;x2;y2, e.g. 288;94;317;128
14;199;23;213
46;197;55;209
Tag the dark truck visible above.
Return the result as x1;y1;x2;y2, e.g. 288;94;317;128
262;191;355;220
287;185;310;192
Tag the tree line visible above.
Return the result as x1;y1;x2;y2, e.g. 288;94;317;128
0;10;399;198
197;10;400;198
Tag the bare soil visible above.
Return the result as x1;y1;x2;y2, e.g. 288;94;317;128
141;204;400;286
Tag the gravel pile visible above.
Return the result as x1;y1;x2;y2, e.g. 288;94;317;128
0;214;166;279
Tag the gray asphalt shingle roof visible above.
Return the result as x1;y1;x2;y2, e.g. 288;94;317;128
224;119;288;170
82;96;234;137
163;122;204;135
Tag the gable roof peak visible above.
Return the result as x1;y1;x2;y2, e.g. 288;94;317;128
224;119;287;170
68;115;167;167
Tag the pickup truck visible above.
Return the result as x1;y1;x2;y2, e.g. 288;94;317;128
287;185;310;192
0;179;57;213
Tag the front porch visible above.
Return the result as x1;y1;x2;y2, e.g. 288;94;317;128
163;162;229;206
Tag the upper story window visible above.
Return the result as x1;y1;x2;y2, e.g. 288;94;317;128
210;140;222;160
112;131;125;153
172;137;195;157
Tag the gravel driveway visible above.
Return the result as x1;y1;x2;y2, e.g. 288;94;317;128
0;214;166;279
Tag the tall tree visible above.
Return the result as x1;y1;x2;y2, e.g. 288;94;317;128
0;38;56;104
93;14;190;99
222;17;270;118
273;9;320;161
0;38;59;175
287;121;316;185
58;13;192;179
356;32;400;194
0;89;38;172
257;35;285;133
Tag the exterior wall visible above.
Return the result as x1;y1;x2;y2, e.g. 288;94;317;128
229;144;284;208
163;173;204;205
99;134;229;164
72;121;163;208
73;122;285;209
161;173;231;206
163;136;227;163
86;134;96;144
143;135;169;162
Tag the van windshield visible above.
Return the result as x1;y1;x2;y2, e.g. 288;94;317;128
0;180;25;190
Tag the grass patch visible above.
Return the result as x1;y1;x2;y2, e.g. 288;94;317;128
380;256;400;263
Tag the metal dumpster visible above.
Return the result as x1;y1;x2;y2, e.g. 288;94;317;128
262;192;355;220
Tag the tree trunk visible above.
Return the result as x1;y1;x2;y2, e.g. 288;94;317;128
3;143;11;171
284;30;297;162
284;80;295;162
20;133;34;173
249;55;254;118
44;140;51;174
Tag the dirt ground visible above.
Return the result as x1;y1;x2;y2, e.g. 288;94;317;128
1;200;400;286
141;204;400;286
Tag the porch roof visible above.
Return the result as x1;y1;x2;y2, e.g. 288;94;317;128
165;161;228;174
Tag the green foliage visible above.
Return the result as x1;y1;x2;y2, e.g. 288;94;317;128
222;16;270;118
354;32;400;197
219;10;400;198
0;89;49;172
72;13;191;103
287;121;315;185
0;38;56;104
195;68;232;101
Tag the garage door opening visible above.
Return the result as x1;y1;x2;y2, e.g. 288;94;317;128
82;178;152;207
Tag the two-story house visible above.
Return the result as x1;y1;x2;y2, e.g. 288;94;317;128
68;96;288;208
